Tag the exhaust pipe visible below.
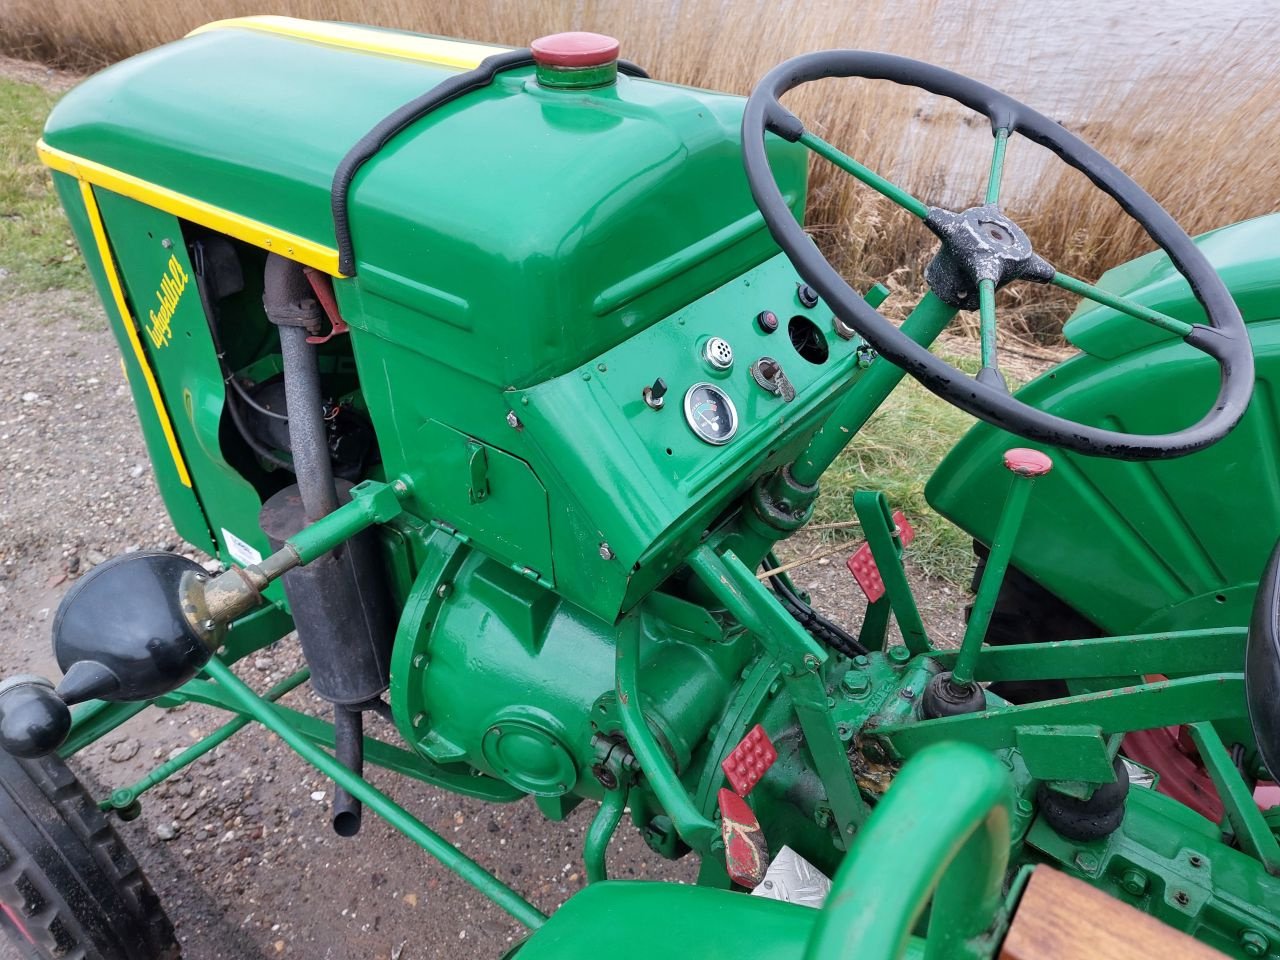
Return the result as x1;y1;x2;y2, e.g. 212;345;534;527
263;254;393;837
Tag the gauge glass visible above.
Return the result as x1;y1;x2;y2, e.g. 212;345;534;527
683;382;738;445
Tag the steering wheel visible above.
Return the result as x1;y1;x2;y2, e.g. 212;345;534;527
742;51;1254;461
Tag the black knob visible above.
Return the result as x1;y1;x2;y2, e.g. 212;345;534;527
755;310;779;334
797;284;820;308
649;378;668;401
0;677;71;758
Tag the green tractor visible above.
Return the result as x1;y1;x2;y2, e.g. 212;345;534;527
2;16;1278;959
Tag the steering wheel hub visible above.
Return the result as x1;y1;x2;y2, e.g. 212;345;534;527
924;204;1053;310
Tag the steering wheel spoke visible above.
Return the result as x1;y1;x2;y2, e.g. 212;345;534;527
798;131;931;220
1051;271;1195;337
985;127;1010;206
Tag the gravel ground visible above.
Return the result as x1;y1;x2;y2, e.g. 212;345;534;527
0;280;966;960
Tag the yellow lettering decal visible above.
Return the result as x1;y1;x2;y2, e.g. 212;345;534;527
145;254;189;349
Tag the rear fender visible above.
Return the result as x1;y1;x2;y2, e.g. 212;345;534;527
926;214;1280;634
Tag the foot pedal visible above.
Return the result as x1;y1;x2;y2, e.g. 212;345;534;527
718;788;769;888
721;723;777;796
847;510;915;602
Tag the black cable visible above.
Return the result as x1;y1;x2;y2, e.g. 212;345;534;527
766;567;868;658
332;51;651;275
191;241;295;472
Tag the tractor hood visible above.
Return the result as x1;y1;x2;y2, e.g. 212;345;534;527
42;17;804;386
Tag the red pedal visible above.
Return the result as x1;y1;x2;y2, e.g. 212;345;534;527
718;788;769;888
721;723;777;797
847;510;915;603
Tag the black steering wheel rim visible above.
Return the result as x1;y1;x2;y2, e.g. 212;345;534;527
742;50;1254;461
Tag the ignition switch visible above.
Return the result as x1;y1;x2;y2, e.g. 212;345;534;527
751;356;796;402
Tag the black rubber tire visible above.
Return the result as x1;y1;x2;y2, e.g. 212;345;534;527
970;541;1099;703
0;749;180;960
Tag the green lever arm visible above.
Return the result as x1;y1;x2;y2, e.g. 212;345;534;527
804;742;1012;960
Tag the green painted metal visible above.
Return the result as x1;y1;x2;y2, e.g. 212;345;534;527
799;132;931;220
688;547;871;837
103;667;312;812
854;491;929;653
790;293;957;487
928;215;1280;638
877;673;1247;757
49;172;213;555
976;279;998;371
1026;784;1280;955
1051;271;1194;337
201;658;547;929
953;466;1038;686
615;616;720;852
37;21;1280;958
288;477;407;563
804;743;1011;960
583;788;627;883
932;627;1246;681
984;129;1009;206
1185;723;1280;875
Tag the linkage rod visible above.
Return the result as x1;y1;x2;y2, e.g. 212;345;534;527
201;658;547;930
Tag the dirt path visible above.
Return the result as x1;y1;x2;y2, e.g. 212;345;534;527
0;284;974;959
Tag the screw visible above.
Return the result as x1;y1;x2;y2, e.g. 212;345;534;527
1188;854;1204;868
853;655;870;667
202;619;216;632
436;583;452;599
1241;930;1268;957
506;411;522;430
161;238;173;249
836;723;853;741
412;655;426;669
887;645;910;665
899;688;916;700
412;713;426;728
1173;890;1190;907
1074;852;1099;873
599;543;615;560
842;670;870;697
780;663;795;677
393;479;408;494
802;653;820;671
1120;868;1148;896
488;726;503;738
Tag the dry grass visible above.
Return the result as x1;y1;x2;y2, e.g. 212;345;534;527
2;1;1279;339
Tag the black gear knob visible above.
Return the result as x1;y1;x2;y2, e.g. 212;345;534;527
0;676;71;758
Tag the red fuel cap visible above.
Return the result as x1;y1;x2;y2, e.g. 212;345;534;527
531;32;620;68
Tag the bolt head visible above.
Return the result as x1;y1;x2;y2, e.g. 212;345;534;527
506;411;522;429
598;543;615;560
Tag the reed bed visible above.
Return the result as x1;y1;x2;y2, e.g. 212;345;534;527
3;0;1278;339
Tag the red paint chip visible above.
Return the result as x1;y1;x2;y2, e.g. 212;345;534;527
722;724;778;797
530;32;620;67
1003;447;1053;477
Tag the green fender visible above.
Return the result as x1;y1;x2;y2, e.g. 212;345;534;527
926;213;1280;635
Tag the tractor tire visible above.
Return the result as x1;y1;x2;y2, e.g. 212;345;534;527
970;541;1099;703
0;749;180;960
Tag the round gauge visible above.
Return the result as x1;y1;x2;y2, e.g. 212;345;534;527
683;382;738;445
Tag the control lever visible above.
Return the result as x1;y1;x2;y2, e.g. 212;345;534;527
751;357;796;402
